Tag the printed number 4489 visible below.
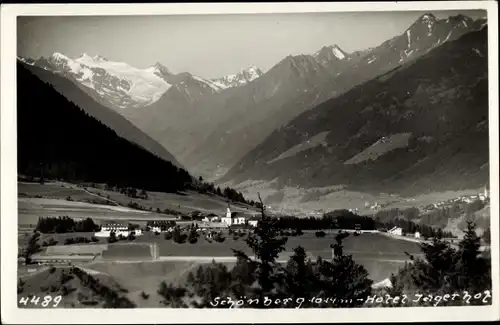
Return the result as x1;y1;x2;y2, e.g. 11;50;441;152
19;295;62;307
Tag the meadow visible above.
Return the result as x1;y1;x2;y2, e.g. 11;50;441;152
129;231;422;282
18;182;257;227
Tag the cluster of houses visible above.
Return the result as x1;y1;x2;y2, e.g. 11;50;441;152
422;187;490;214
200;207;260;229
364;201;390;211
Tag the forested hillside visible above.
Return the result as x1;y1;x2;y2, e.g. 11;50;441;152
17;62;193;193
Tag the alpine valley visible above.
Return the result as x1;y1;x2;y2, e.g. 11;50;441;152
18;13;489;214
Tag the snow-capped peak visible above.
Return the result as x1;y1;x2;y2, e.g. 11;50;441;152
93;54;108;62
51;52;70;62
77;52;94;62
147;61;172;78
313;44;347;64
42;51;172;108
329;45;346;60
420;13;437;23
240;65;263;81
210;66;264;90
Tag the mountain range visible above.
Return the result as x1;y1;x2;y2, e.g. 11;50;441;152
19;53;262;110
17;12;489;198
223;26;489;197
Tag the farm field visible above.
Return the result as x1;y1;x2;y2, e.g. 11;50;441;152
18;182;257;227
18;197;162;226
17;231;99;250
102;243;154;260
83;185;257;216
18;182;101;201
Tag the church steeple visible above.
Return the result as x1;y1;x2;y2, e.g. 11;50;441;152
226;201;232;218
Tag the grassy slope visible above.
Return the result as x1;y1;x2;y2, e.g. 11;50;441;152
18;182;258;226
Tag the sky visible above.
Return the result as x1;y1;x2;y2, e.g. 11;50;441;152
17;10;486;79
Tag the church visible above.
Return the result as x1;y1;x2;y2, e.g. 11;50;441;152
221;204;246;226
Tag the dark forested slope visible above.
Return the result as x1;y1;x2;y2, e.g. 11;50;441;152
17;62;192;193
21;62;184;169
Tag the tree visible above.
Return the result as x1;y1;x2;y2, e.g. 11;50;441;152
456;221;491;294
185;261;233;308
107;231;117;243
157;282;188;307
482;227;491;245
283;246;318;304
315;232;373;307
23;232;41;264
188;226;199;244
390;222;491;306
315;231;326;238
172;227;187;244
231;192;288;307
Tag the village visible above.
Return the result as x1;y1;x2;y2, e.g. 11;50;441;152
366;187;490;214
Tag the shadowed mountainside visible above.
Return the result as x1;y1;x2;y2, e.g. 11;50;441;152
21;63;184;169
222;27;489;197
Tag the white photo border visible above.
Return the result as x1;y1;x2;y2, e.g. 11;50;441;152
1;1;499;324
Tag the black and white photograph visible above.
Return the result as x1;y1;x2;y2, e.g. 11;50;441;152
1;2;499;324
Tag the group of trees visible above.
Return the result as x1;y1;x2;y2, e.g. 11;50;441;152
388;221;491;306
119;187;149;200
163;225;200;244
271;210;375;231
275;210;377;231
158;222;373;308
156;195;374;308
154;194;491;308
107;231;137;243
35;216;100;233
195;176;260;207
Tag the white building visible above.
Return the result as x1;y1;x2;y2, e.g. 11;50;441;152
94;229;130;238
220;206;248;226
150;226;162;233
388;226;403;236
414;231;421;239
221;207;233;226
233;217;246;225
101;223;128;231
248;220;259;227
95;223;142;238
479;186;489;201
